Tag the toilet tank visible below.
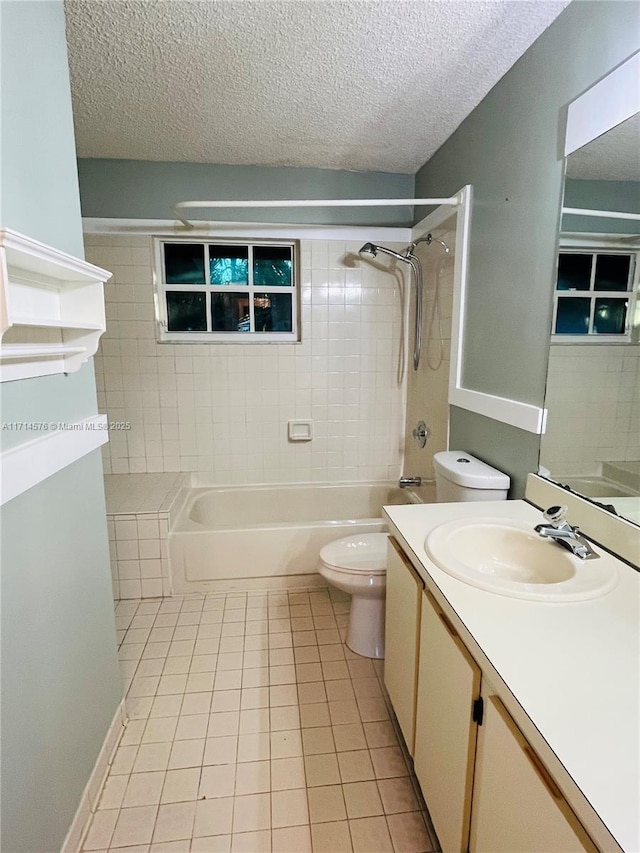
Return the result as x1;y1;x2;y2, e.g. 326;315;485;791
433;451;510;502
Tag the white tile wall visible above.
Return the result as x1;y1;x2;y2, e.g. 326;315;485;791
88;235;405;484
541;343;640;476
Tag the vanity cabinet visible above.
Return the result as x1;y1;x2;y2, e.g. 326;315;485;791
385;536;598;853
414;589;481;853
384;537;424;754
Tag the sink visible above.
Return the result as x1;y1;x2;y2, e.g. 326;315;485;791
424;517;618;602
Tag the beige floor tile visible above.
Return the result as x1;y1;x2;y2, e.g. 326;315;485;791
269;648;294;666
239;708;270;734
142;717;178;744
199;764;235;799
271;787;309;828
83;809;118;850
269;632;293;649
343;781;384;819
322;660;350;681
240;687;270;710
269;664;296;685
304;752;340;787
150;839;189;852
316;629;342;645
325;680;356;702
133;743;172;773
386;811;433;853
157;674;188;695
237;732;270;762
189;654;218;673
363;720;398;749
235;760;271;795
97;774;128;810
242;668;269;689
329;700;360;725
269;704;300;732
270;756;306;791
243;649;269;668
215;670;242;691
307;785;347;823
180;693;211;716
271;824;312;853
292;631;316;647
232;792;271;833
231;829;271;852
348;816;394;853
356;697;389;722
297;681;327;705
352;678;382;700
269;684;298;707
161;659;191;678
191;834;231;852
121;718;147;746
111;805;157;847
377;777;421;814
153;802;196;843
295;663;323;683
168;738;205;770
310;820;353;853
160;768;200;803
332;723;366;752
293;646;320;664
300;702;331;728
208;711;240;737
211;691;241;713
193;797;234;838
174;714;208;741
370;747;409;779
302;726;335;755
319;644;346;662
123;771;165;807
186;672;215;693
270;728;303;759
111;745;138;775
203;735;238;765
337;750;375;783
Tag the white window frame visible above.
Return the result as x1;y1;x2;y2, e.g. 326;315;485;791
552;241;639;344
153;236;299;343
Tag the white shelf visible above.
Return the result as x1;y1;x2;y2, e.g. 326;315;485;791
0;228;111;382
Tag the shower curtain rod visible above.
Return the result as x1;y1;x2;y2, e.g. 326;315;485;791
172;196;461;228
562;207;640;221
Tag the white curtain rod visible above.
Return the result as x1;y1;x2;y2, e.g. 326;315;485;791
562;207;640;222
172;196;461;227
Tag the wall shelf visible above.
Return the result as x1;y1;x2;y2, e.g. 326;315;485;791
0;228;111;382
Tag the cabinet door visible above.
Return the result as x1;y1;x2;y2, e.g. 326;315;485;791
384;537;424;755
414;591;481;853
470;695;596;853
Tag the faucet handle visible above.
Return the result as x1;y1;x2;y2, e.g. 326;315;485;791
543;505;569;527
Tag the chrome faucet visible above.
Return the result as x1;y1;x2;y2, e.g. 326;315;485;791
534;505;598;560
399;476;422;488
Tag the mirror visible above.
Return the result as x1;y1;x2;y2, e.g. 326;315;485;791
540;105;640;525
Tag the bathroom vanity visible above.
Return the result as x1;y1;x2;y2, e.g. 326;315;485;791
382;498;639;853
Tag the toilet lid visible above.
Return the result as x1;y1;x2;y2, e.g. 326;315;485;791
320;533;388;573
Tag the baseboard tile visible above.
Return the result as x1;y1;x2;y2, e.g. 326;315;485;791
60;698;127;853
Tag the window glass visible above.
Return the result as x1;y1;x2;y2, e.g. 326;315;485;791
555;297;590;334
254;293;293;332
164;244;206;284
594;254;631;291
166;291;207;331
253;246;292;286
593;298;628;334
211;293;251;332
556;253;591;291
209;245;249;285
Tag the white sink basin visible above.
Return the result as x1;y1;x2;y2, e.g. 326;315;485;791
424;517;618;602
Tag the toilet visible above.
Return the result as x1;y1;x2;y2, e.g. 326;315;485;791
319;452;510;659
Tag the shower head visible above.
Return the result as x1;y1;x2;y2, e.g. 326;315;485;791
358;243;410;264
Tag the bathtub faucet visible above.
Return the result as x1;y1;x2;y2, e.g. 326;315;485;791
399;476;422;489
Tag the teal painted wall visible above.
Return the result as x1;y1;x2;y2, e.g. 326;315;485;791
0;3;121;851
77;158;415;226
415;0;640;496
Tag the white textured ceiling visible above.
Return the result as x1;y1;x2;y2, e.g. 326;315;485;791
566;114;640;182
64;0;570;174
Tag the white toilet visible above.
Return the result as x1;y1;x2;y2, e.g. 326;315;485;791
319;451;510;659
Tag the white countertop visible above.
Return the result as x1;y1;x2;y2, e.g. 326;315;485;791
383;499;640;853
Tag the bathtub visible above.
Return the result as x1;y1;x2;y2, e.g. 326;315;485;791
169;481;433;594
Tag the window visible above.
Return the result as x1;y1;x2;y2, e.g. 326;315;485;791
552;250;637;342
154;239;298;342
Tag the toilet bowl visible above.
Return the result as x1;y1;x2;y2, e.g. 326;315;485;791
319;533;388;659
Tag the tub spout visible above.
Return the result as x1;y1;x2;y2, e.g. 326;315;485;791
399;476;422;488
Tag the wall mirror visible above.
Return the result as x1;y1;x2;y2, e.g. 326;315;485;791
540;53;640;526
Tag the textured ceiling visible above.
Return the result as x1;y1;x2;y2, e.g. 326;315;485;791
64;0;570;174
566;114;640;182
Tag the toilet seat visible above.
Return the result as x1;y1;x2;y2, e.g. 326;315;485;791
320;533;388;574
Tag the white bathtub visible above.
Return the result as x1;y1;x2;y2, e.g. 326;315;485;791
168;481;432;593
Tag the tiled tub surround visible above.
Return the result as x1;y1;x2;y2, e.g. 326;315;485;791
541;343;640;478
106;474;186;600
88;234;406;484
82;588;438;853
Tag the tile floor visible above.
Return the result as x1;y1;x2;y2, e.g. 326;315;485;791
83;587;439;853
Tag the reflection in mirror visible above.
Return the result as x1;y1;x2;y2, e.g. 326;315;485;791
540;113;640;526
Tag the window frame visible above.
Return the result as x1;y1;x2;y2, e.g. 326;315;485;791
551;244;639;344
153;236;300;343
